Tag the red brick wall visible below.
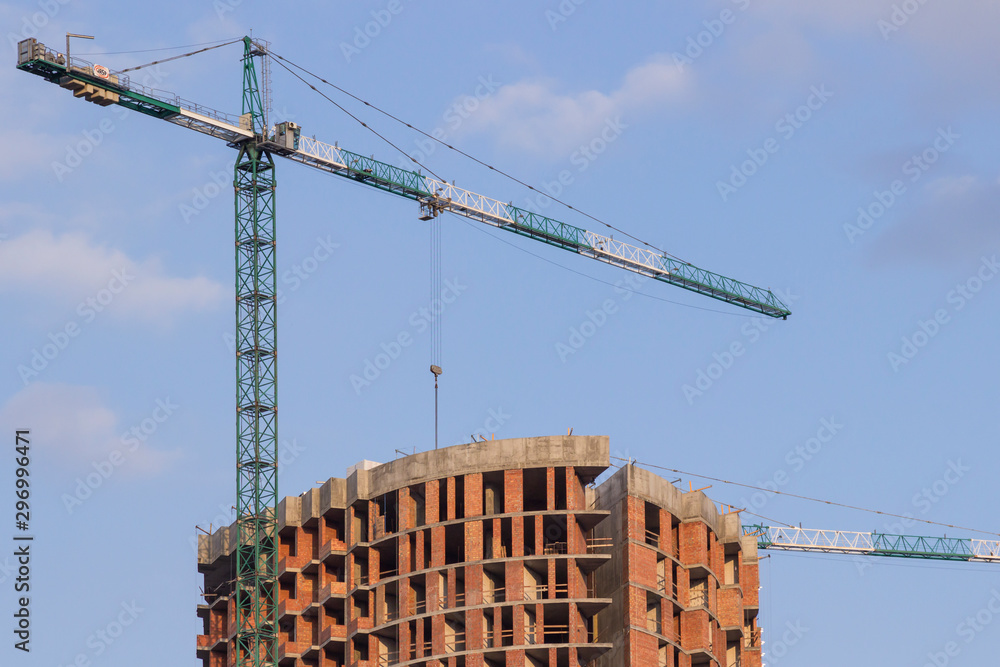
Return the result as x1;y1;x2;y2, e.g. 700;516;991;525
504;470;523;513
679;521;708;566
717;586;743;628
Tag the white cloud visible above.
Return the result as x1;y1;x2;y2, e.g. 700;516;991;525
0;383;181;478
752;0;1000;56
454;55;689;156
869;173;1000;265
926;175;978;198
0;230;225;323
750;0;888;27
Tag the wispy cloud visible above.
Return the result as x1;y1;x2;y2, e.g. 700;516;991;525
0;230;225;323
0;383;181;478
868;174;1000;266
454;55;689;156
753;0;1000;60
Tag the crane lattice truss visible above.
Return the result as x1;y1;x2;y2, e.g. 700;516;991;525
16;36;794;667
745;524;1000;563
233;40;278;667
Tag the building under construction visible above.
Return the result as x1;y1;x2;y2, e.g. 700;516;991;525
197;436;762;667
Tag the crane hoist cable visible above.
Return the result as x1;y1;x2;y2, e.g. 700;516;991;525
115;38;243;74
75;37;243;57
263;47;790;320
614;456;1000;537
431;213;442;368
269;50;770;319
267;49;689;264
455;216;762;318
268;54;448;183
739;508;796;529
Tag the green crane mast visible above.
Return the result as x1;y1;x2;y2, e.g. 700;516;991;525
234;38;278;667
15;35;793;667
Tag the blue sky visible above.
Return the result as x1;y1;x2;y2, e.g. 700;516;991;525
2;1;999;665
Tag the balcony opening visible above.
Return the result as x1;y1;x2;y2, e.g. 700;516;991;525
656;557;668;595
501;606;514;646
352;592;369;622
524;606;537;644
351;502;368;543
554;559;568;599
540;603;570;645
322;646;343;667
438;479;448;523
646;590;661;634
377;636;397;666
382;582;398;624
690;577;708;608
280;576;297;601
644;502;661;548
444;523;465;565
500;517;513;559
484;518;494;558
306;614;318;647
526;654;546;667
408;532;417;573
412;579;426;615
303;525;318;559
554;467;567;510
484;610;495;648
524;564;545;601
376;542;398;580
455;475;465;520
484;568;504;604
353;554;368;587
351;636;368;662
407;619;417;657
411;484;426;527
438;570;449;607
542;515;567;555
445;617;466;653
324;510;344;545
744;613;761;649
523;516;536;556
523;468;547;511
727;639;740;667
280;617;295;643
280;531;297;558
455;568;467;608
483;471;503;515
324;558;343;584
375;491;398;537
724;550;740;585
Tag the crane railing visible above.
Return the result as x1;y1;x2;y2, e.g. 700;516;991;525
745;524;1000;563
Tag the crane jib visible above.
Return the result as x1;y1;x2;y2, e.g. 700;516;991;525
745;524;1000;563
16;36;791;320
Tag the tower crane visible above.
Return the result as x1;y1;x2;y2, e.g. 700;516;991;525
16;36;792;667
